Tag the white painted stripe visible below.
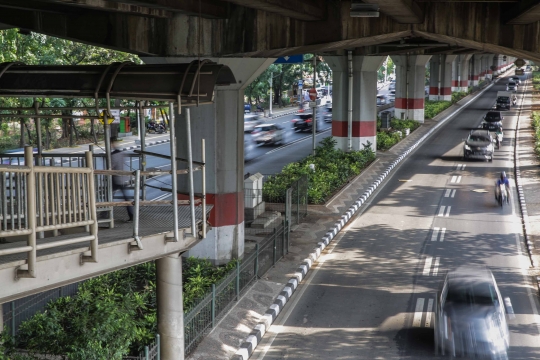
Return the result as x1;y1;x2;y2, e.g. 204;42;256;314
433;257;440;276
425;299;434;327
431;227;440;242
412;298;425;327
457;176;462;183
461;164;466;170
451;189;456;198
457;164;462;170
440;228;446;242
423;256;433;276
438;206;446;217
445;206;451;217
444;189;451;198
451;176;457;183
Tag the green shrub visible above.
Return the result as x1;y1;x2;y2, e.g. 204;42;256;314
424;100;453;119
533;72;540;91
451;91;469;103
377;131;401;151
390;119;421;132
263;137;375;204
532;112;540;155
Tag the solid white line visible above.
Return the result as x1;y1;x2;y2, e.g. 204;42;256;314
425;299;434;328
444;189;451;198
451;176;457;183
433;257;440;276
440;228;446;242
431;227;440;242
461;164;466;170
445;206;451;217
451;189;456;198
438;206;446;217
412;298;425;327
457;164;463;170
457;176;462;183
423;256;433;276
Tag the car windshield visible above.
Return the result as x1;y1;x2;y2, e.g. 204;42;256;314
446;281;498;306
257;126;273;132
485;113;501;121
497;97;509;103
298;114;312;120
469;135;489;142
508;82;516;86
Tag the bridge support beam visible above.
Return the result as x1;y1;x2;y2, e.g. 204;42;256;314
157;253;184;360
326;55;384;152
429;55;455;101
392;55;431;122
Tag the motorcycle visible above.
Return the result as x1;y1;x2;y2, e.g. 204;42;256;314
512;97;517;106
495;132;503;149
147;122;167;134
496;183;508;207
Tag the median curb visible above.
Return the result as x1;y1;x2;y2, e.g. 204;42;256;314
232;75;500;360
118;138;170;152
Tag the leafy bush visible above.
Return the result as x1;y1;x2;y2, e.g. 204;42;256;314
533;72;540;91
377;131;401;151
424;100;453;119
451;91;469;103
390;119;421;132
532;112;540;155
263;137;375;204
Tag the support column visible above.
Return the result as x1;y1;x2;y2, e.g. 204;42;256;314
485;54;494;79
451;58;459;92
156;254;184;360
458;54;472;91
326;55;384;152
429;55;455;101
393;55;431;122
471;55;482;86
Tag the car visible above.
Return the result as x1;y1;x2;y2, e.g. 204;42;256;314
323;106;332;123
388;90;396;102
244;103;251;114
252;124;284;145
244;136;254;161
509;76;521;85
244;114;262;133
506;81;517;92
376;95;387;106
434;266;510;359
389;82;396;90
292;113;321;132
483;111;503;126
526;66;531;71
463;130;494;161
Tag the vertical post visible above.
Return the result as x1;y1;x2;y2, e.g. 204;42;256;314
139;102;147;200
156;254;184;359
236;261;240;300
282;220;286;258
269;73;273;116
156;334;161;360
168;102;179;242
0;303;3;333
211;284;216;328
24;146;36;278
11;301;15;337
201;139;206;238
255;243;259;278
312;55;317;156
347;51;353;152
296;180;300;224
84;151;98;263
272;227;277;265
133;169;141;242
185;107;197;238
145;346;149;360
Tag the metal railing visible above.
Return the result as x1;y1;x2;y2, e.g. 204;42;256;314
0;146;99;278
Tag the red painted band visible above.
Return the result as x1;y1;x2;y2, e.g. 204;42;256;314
331;120;376;137
471;75;479;80
429;87;439;95
452;80;458;87
460;80;469;87
441;87;452;95
395;98;424;109
177;192;243;227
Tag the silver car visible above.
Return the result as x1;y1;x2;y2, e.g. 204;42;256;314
252;124;284;145
244;114;263;133
434;266;510;359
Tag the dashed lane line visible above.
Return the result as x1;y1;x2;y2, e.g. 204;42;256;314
412;298;426;327
423;256;433;276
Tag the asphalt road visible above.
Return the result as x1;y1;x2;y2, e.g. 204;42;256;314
250;75;540;359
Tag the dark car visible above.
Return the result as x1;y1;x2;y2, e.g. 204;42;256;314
509;76;521;85
496;96;511;110
376;95;387;106
244;103;251;114
323;106;332;123
463;130;494;161
434;266;510;359
292;113;320;132
484;111;503;123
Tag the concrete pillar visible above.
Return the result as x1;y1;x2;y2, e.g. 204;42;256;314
471;55;482;86
393;55;431;122
326;55;384;152
429;55;455;101
458;55;472;91
485;54;494;79
142;57;274;264
451;58;459;92
157;254;184;360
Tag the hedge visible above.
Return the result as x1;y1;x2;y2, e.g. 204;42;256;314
532;111;540;155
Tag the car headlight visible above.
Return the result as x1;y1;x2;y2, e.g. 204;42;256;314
464;144;471;150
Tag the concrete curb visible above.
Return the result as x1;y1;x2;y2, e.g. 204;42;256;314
232;79;499;360
513;73;537;270
267;103;328;120
118;138;170;152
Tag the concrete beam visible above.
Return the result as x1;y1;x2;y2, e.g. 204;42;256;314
30;0;172;18
505;0;540;24
362;0;424;23
220;0;325;21
100;0;229;18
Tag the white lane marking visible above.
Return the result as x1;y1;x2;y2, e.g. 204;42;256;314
423;256;433;276
451;176;457;183
431;227;440;242
456;164;462;170
438;206;446;217
451;189;456;198
433;257;440;276
456;176;462;183
425;299;434;328
412;298;425;327
445;206;451;217
440;228;446;242
461;164;466;170
444;189;451;198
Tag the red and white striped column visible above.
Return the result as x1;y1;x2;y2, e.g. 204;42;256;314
471;54;482;86
429;55;455;101
393;55;431;122
325;55;384;152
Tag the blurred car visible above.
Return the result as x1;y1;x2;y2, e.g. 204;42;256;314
252;124;284;145
388;90;396;102
434;266;510;359
244;114;263;133
323;106;333;122
244;103;251;114
376;95;388;106
526;65;531;71
482;111;504;127
506;81;517;92
244;136;254;161
292;113;321;132
389;82;396;90
509;76;521;85
463;130;494;161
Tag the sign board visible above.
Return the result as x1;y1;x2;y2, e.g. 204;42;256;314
274;55;303;64
515;69;524;75
309;99;321;108
514;58;526;68
297;80;303;87
99;109;120;125
308;88;317;101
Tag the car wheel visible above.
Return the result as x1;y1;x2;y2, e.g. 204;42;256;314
489;156;493;162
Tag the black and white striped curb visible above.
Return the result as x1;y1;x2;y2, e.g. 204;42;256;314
118;138;170;152
267;103;328;120
513;75;537;271
232;78;498;360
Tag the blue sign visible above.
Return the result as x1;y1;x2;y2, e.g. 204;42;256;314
274;55;304;64
298;80;303;86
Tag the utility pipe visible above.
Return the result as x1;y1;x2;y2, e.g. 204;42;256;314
169;102;179;242
438;55;442;101
457;55;461;92
138;101;147;200
347;51;353;152
185;107;197;238
312;55;317;155
406;54;410;119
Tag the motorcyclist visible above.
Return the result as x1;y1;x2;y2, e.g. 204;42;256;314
494;124;503;148
512;95;517;106
496;171;510;203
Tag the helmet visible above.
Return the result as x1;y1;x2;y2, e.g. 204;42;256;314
501;171;506;180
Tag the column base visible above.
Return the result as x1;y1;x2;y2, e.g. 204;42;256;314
334;136;376;152
394;108;425;122
186;223;245;265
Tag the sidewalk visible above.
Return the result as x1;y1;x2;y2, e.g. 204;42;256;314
187;78;509;360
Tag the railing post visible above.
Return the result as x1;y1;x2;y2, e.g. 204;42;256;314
236;261;240;301
201;138;206;238
130;169;143;251
139;101;147;201
272;227;277;266
156;334;161;360
296;179;300;224
145;345;149;360
282;220;286;258
17;146;36;279
81;151;98;263
11;301;15;338
255;243;259;279
211;284;216;328
168;102;179;242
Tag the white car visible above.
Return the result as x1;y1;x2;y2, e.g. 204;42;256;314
509;76;521;85
244;114;263;133
252;124;284;145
